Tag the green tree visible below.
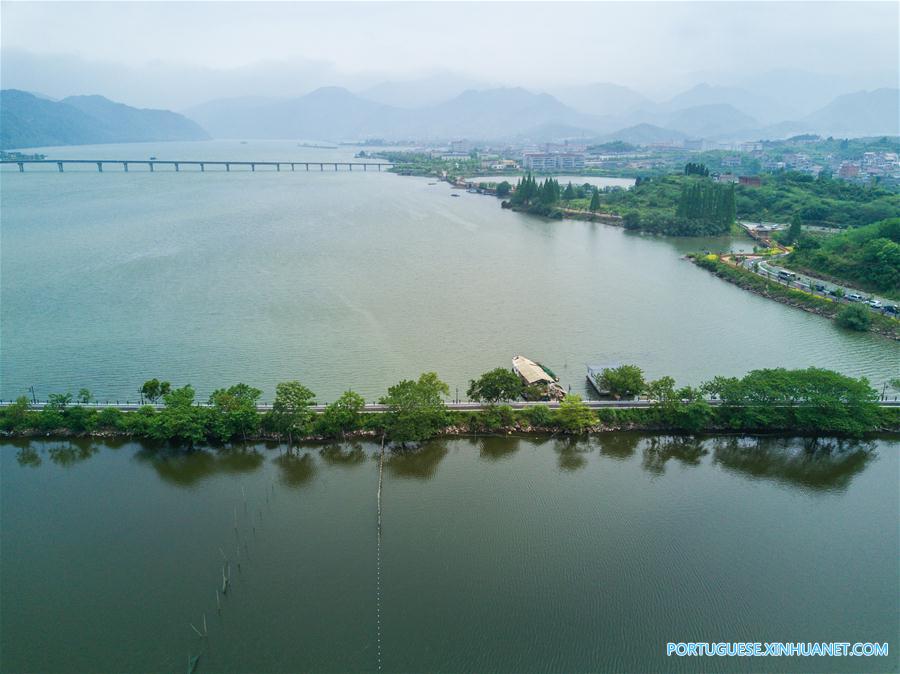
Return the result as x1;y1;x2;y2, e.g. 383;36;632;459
554;394;596;432
209;383;262;442
0;396;31;431
467;368;524;404
589;187;601;212
151;385;207;447
784;213;803;244
496;181;511;198
622;211;640;229
563;182;576;200
598;365;645;399
318;390;366;439
703;367;878;435
47;392;72;410
379;372;449;445
141;378;171;404
271;381;316;445
645;377;712;432
77;388;93;405
835;304;871;331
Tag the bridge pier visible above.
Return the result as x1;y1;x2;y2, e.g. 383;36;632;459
174;163;179;172
276;163;280;172
305;163;309;171
226;163;230;172
123;162;129;172
349;163;352;171
334;163;338;171
200;163;205;172
149;162;154;172
291;163;295;171
97;162;103;172
57;162;64;173
320;163;323;171
363;163;367;171
251;163;256;172
17;162;24;172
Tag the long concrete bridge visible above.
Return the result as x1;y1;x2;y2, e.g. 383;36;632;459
2;159;397;173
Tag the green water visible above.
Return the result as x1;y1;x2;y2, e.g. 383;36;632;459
2;140;897;403
1;435;897;673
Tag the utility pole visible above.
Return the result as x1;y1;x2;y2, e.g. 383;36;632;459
29;385;37;404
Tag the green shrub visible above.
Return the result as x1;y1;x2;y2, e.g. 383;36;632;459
835;304;872;331
97;408;125;430
521;405;554;427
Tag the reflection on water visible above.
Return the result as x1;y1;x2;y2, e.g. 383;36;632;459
273;451;317;487
15;446;42;467
3;434;884;493
475;436;521;462
712;436;875;491
136;446;265;486
319;444;368;467
597;432;641;460
554;438;591;472
384;440;448;480
641;435;709;474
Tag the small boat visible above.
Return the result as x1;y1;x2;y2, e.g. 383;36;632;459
450;193;461;197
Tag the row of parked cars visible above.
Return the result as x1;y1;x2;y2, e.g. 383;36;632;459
775;269;897;314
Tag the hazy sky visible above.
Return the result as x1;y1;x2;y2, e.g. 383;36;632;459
2;1;898;108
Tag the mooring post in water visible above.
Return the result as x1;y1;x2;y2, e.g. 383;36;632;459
216;589;221;611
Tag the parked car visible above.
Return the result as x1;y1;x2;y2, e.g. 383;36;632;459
884;305;898;315
868;299;883;309
814;283;826;292
846;293;863;302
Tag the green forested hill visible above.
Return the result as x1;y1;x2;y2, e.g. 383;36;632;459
0;89;209;149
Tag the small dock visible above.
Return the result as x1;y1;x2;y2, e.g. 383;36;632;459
586;364;615;396
1;159;397;173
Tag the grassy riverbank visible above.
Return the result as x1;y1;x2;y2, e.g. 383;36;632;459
690;254;900;339
3;368;897;447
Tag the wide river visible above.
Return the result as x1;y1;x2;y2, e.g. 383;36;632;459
2;140;897;403
1;435;897;673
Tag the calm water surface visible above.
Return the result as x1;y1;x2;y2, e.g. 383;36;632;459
2;141;897;402
2;435;898;673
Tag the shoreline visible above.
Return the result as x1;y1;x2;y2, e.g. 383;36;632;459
688;254;900;340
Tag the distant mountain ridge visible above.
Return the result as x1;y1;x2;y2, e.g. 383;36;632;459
4;79;896;148
183;82;899;143
0;89;209;149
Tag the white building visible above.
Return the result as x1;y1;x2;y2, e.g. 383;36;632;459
521;152;585;171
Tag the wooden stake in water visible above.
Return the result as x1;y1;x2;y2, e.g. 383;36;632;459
190;623;203;637
216;589;221;611
203;613;208;636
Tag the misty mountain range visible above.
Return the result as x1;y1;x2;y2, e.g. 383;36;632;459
0;90;208;149
2;76;898;150
183;82;900;143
